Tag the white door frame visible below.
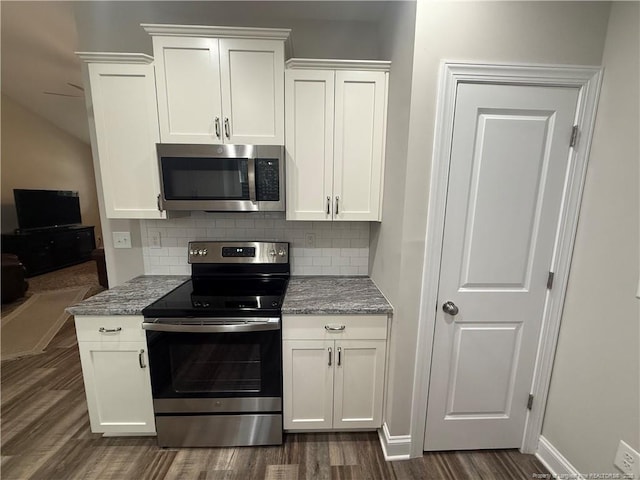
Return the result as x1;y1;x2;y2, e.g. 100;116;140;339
409;62;602;457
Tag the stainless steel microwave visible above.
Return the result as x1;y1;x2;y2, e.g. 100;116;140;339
157;144;285;212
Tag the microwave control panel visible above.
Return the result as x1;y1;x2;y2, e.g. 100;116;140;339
255;159;280;201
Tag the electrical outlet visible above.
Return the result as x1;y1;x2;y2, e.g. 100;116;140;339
112;231;132;249
305;233;316;247
614;440;640;478
149;230;162;249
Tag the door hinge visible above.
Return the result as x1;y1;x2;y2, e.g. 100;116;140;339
570;125;579;147
527;394;534;410
547;271;554;290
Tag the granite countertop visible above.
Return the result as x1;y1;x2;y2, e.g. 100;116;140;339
66;275;189;316
281;276;393;315
67;274;393;317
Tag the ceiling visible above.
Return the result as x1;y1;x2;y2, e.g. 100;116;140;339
1;1;395;145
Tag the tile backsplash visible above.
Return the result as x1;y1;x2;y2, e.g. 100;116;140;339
140;212;370;276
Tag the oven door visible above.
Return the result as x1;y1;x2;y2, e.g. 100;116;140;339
143;318;282;408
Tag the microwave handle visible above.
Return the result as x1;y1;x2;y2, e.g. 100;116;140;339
248;158;257;203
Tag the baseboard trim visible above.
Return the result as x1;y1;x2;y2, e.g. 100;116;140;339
378;423;411;461
536;435;583;479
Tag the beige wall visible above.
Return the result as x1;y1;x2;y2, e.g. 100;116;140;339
373;0;611;439
73;2;383;60
542;2;640;474
369;0;416;431
1;94;102;241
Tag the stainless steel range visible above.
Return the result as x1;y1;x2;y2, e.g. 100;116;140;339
141;241;289;447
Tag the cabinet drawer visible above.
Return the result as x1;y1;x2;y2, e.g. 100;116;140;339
75;315;146;342
282;315;387;340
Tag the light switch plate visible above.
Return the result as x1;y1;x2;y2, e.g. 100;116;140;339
112;231;132;249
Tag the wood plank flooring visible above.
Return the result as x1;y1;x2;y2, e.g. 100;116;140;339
1;316;550;479
1;265;550;479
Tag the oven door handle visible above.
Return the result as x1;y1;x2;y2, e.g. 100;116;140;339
142;320;280;333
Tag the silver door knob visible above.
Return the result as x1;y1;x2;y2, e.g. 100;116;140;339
442;301;459;316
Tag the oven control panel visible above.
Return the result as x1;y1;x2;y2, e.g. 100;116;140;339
222;247;256;258
188;241;289;264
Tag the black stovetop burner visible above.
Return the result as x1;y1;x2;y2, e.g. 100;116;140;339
142;241;290;319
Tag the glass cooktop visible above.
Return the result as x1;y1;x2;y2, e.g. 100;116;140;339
142;276;288;318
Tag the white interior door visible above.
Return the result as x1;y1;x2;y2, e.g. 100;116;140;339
424;82;579;450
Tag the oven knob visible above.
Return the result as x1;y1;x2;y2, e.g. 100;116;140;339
202;248;208;256
278;249;286;257
203;302;210;307
194;301;201;307
269;250;276;257
198;249;204;255
272;301;279;307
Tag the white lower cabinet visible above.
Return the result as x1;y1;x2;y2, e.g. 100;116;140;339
74;316;155;435
282;315;387;430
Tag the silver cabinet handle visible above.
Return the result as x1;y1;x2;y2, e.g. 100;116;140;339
157;194;162;212
337;347;342;366
98;327;122;333
139;349;146;368
325;325;346;332
224;118;230;139
214;117;221;139
335;196;340;215
328;347;333;366
326;196;331;215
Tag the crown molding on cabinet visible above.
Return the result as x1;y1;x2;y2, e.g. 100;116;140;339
286;58;391;72
76;52;154;64
141;24;291;40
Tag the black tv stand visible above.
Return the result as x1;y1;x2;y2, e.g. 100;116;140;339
2;226;96;277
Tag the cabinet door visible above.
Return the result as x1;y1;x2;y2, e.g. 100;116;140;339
333;71;387;221
285;70;334;221
89;63;165;219
153;36;223;144
78;341;155;434
219;39;284;145
283;340;334;430
333;340;386;429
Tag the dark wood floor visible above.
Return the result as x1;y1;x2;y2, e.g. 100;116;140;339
1;267;550;479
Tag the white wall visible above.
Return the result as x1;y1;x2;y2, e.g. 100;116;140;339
140;212;369;276
374;0;611;441
541;2;640;474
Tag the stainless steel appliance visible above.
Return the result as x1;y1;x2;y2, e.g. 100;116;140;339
142;241;289;447
156;144;285;212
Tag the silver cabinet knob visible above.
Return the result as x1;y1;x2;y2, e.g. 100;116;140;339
442;301;459;316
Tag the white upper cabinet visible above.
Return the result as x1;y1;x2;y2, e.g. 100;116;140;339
80;53;165;219
285;60;389;222
145;25;289;145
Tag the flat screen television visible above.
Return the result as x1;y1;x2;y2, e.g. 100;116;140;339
14;189;82;231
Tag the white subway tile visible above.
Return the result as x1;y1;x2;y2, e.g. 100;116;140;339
332;256;351;266
358;266;369;275
358;248;369;257
340;266;359;275
294;257;313;266
332;238;351;248
350;238;368;248
321;266;340;275
235;219;255;228
322;248;339;257
150;265;172;275
170;265;190;275
312;257;331;266
350;256;368;266
303;266;323;275
215;219;235;229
